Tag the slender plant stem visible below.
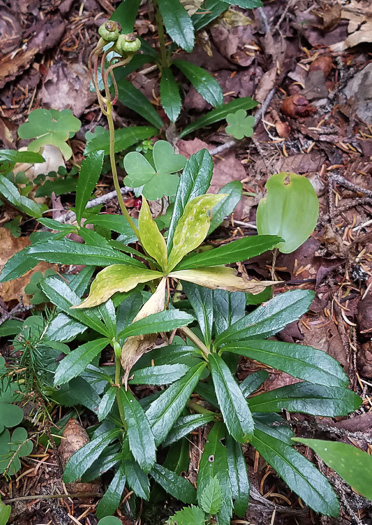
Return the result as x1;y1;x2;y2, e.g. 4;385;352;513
181;326;210;358
153;0;168;68
115;356;127;430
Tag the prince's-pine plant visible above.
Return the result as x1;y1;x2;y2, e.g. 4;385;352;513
0;5;365;524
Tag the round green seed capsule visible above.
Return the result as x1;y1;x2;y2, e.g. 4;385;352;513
98;21;121;42
115;33;141;56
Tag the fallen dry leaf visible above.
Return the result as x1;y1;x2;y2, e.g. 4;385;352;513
282;94;317;118
0;228;57;304
59;419;101;495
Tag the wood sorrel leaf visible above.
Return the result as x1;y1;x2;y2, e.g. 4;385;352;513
139;197;167;269
293;438;372;502
74;265;162;308
167;194;226;272
257;172;319;254
171;266;275;293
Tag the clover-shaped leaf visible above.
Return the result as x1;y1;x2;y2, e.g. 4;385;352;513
24;269;57;304
18;109;81;160
225;109;255;140
124;140;186;200
0;427;33;476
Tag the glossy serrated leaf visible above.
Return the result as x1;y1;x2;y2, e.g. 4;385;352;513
75;265;162;308
97;387;116;421
215;289;315;347
118;309;194;340
167;194;225;271
160;67;182;122
129;364;190;386
139;197;167;269
225;0;262;8
0;176;47;218
199;476;223;514
293;438;372;501
151;464;197;503
162;414;215;447
168;505;205;525
183;282;213;345
158;0;195;52
209;180;242;233
75;151;104;224
118;79;164;128
180;97;258;138
240;370;268;398
213;289;245;336
257;172;319;254
223;340;348;387
167;149;213;254
96;464;126;519
173;59;223;107
191;0;229;31
0;149;44;174
209;354;254;442
251;428;339;516
248;382;361;416
177;234;282;270
63;429;120;483
123;457;150;499
0;247;37;282
54;338;108;385
146;362;207;445
226;435;249;516
85;125;156;155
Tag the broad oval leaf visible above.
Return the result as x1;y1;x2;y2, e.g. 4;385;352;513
293;438;372;502
257;172;319;254
173;59;223;107
251;428;339;516
75;151;104;224
139;197;167;269
223;339;348;387
74;265;162;308
119;389;156;473
151;463;197;504
158;0;195;52
160;67;182;122
176;234;282;270
215;289;315;347
209;354;254;443
248;382;361;416
54;338;109;385
167;194;226;272
146;361;207;446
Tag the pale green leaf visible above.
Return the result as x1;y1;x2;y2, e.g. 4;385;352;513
139;197;167;269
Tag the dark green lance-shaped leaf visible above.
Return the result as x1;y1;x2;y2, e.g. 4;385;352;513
251;428;339;516
209;354;254;443
0;149;44;174
118;309;194;340
215;289;314;347
240;370;268;398
223;340;348;387
173;59;223;107
63;429;120;483
96;463;126;519
97;387;116;422
75;151;104;224
51;376;101;413
117;79;164;128
46;313;87;342
146;361;207;446
85;214;138;242
28;239;143;267
183;282;213;346
110;0;142;32
209;180;242;233
119;389;156;473
213;289;245;336
129;364;190;385
162;414;215;447
38;218;77;233
40;277;109;336
177;235;282;271
122;457;150;499
226;435;249;517
249;382;361;416
160;67;182;122
253;414;294;445
180;97;258;138
257;172;319;254
54;338;108;385
158;0;194;52
197;423;233;525
85;125;156;155
167;149;213;254
0;247;38;282
199;476;222;514
191;0;230;31
0;176;47;217
224;0;263;8
151;464;197;504
293;438;372;502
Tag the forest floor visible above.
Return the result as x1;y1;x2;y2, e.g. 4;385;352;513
0;0;372;524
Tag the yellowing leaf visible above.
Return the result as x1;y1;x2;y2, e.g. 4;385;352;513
167;194;226;272
73;265;162;308
170;266;275;293
139;197;167;270
121;278;166;387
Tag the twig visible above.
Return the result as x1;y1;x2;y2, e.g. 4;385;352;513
3;492;100;504
0;303;34;327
